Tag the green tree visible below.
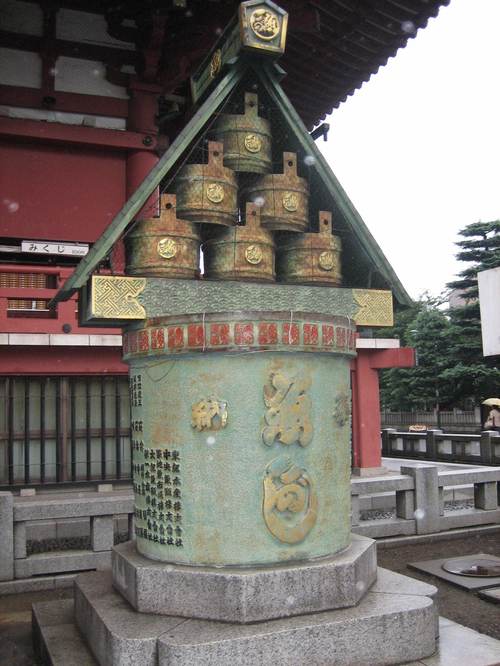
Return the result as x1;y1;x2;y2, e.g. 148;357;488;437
378;297;455;411
443;220;500;402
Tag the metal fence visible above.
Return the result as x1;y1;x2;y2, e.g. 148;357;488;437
0;376;131;487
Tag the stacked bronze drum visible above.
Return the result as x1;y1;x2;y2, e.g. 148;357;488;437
126;91;341;285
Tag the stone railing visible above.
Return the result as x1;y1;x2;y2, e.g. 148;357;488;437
1;465;499;591
352;464;500;539
0;488;134;589
381;428;500;465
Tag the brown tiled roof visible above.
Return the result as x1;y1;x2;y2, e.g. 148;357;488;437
280;0;450;128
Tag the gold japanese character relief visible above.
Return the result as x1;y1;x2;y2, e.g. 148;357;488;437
263;456;317;543
191;398;228;431
262;369;313;447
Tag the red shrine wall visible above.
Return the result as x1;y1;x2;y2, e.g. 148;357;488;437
0;140;126;242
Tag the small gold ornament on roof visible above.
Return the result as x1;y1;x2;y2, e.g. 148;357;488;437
157;237;178;259
244;133;262;153
282;191;299;212
206;182;225;203
210;49;222;78
250;8;280;40
318;250;335;271
245;244;263;265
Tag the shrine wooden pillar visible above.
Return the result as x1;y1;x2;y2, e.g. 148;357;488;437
351;341;415;475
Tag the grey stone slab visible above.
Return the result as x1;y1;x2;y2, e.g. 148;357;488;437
75;571;186;666
56;517;90;539
158;586;436;666
14;521;27;559
0;492;14;581
0;573;75;596
373;567;437;598
71;568;436;666
26;519;57;541
14;550;110;578
401;465;440;534
478;587;500;604
353;517;416;538
440;508;500;530
33;600;97;666
14;491;134;521
112;534;377;623
409;553;500;591
91;516;114;552
474;481;498;510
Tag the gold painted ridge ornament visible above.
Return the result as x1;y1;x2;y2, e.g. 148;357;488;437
89;275;146;320
244;133;262;153
157;237;178;259
353;289;394;327
206;182;225;204
191;398;228;431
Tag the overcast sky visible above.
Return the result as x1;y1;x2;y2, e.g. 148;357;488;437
319;0;500;301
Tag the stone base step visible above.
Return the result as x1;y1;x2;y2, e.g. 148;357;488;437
32;599;96;666
34;567;438;666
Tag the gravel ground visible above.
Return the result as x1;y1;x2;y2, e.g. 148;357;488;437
0;532;499;665
378;531;500;641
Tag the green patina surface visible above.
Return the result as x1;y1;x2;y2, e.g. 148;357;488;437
129;351;351;566
139;278;357;320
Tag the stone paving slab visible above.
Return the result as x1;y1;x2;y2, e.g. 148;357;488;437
478;587;500;605
409;553;500;591
403;617;500;665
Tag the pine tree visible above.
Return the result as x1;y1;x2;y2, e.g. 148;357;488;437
443;220;500;402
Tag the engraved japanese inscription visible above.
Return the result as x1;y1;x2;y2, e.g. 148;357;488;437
262;369;313;446
191;398;228;431
263;456;317;543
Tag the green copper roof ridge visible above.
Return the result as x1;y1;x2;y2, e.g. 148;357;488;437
257;64;412;307
52;61;246;304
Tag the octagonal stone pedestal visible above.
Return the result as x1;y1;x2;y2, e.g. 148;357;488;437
112;534;377;623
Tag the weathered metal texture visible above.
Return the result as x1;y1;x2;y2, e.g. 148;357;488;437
276;211;342;286
242;152;309;232
125;311;353;566
202;202;275;282
126;194;200;279
175;141;238;228
213;92;272;174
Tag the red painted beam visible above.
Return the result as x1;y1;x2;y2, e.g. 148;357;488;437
0;84;128;119
367;347;415;370
0;346;127;375
0;117;157;152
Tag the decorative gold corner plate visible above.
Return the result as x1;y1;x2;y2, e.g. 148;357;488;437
240;1;288;54
90;275;146;320
352;289;394;327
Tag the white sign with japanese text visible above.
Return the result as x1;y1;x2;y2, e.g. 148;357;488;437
22;241;89;257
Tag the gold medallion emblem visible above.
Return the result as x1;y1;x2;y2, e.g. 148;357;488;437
250;9;280;41
282;191;299;212
245;244;263;265
157;237;178;259
210;49;222;79
206;183;224;204
244;133;262;153
318;251;335;271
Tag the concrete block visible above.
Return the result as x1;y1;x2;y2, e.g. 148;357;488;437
474;481;498;510
19;488;36;496
396;489;414;519
478;587;500;604
0;492;14;581
70;569;436;666
438;487;445;516
89;334;122;347
97;484;113;492
33;599;96;666
14;550;110;578
56;517;90;539
112;535;377;623
50;334;89;346
91;516;114;552
9;333;49;345
351;494;360;526
26;519;57;541
371;492;395;510
14;521;27;559
409;553;500;591
401;465;440;534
